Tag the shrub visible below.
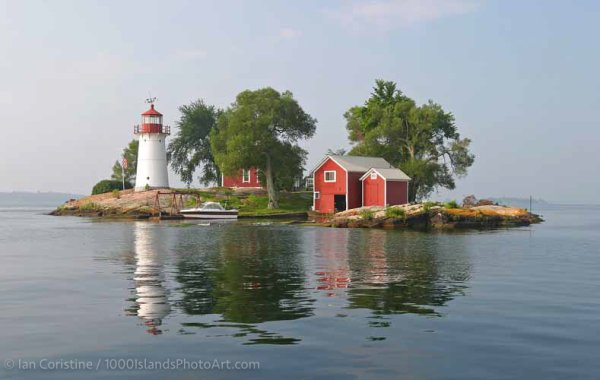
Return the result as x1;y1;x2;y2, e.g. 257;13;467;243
185;197;200;208
112;189;121;199
385;207;406;219
444;200;459;209
223;197;241;209
423;201;438;212
246;194;259;208
91;180;130;195
222;188;234;198
80;202;100;211
359;209;374;220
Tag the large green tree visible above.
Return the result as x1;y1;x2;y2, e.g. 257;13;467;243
111;139;138;184
168;100;221;186
211;88;316;208
345;80;475;201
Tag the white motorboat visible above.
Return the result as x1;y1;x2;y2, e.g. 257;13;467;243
180;202;238;219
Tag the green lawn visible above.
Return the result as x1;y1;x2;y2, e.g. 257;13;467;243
173;188;313;216
238;191;313;216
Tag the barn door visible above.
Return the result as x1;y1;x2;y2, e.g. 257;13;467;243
334;195;346;211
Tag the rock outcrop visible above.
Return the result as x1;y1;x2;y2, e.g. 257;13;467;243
329;203;542;229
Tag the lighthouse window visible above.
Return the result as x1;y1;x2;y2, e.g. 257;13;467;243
143;116;162;124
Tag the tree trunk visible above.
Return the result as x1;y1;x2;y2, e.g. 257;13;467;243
408;184;417;203
264;154;279;209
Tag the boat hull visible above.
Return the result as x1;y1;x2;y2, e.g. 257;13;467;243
180;210;238;219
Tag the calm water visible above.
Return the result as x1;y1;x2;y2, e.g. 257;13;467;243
1;205;599;379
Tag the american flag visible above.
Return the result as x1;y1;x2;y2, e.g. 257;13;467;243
122;158;128;169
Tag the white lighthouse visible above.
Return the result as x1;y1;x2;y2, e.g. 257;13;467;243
134;100;170;191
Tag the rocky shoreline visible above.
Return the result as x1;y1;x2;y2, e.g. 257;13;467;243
51;190;542;230
50;189;165;218
49;188;309;219
324;203;542;229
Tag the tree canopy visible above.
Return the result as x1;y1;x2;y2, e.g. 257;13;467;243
211;88;316;208
345;80;474;201
168;100;221;186
111;139;138;184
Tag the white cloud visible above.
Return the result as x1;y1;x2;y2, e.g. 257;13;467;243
329;0;479;30
279;27;302;40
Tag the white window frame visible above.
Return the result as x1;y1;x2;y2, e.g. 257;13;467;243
242;169;251;183
314;191;320;200
324;170;336;183
370;172;377;180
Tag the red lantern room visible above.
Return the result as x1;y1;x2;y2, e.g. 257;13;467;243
134;103;170;135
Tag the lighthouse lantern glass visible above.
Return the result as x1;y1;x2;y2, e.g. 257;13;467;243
143;115;162;124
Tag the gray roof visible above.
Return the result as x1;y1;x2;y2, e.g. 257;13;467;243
361;168;411;181
325;155;393;172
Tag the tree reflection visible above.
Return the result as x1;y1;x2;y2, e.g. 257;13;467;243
174;225;314;344
343;230;471;316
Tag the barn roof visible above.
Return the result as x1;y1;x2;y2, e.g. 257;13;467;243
312;155;393;173
360;167;411;181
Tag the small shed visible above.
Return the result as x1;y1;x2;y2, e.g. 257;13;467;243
221;167;261;188
360;168;410;207
311;155;393;213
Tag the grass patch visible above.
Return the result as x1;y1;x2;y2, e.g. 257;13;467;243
422;201;439;212
174;189;312;216
385;207;406;219
238;191;312;216
359;209;374;220
79;202;100;211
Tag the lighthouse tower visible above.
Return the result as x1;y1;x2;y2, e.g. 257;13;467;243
134;100;170;191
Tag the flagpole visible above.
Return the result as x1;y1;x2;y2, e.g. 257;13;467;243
122;158;125;190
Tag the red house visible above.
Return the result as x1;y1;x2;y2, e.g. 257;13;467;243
311;155;410;213
221;167;261;188
361;168;410;207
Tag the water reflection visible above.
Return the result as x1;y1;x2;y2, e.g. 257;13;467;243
313;228;351;296
174;225;314;344
345;230;470;316
126;223;171;335
119;223;470;342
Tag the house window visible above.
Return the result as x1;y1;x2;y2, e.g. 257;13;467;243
314;191;320;199
370;172;377;180
324;171;336;182
242;169;251;183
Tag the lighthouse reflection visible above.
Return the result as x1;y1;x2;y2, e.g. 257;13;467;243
129;222;171;335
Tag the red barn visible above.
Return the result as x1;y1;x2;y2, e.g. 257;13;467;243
361;168;410;207
221;167;261;188
311;155;409;213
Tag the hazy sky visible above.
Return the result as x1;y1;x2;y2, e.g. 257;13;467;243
1;0;598;203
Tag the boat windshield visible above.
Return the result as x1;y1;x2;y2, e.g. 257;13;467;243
202;202;224;210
